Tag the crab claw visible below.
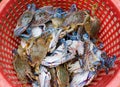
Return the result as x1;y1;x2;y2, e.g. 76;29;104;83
39;65;51;87
27;3;36;12
54;8;66;18
70;4;77;12
105;55;116;68
83;33;90;41
49;28;62;53
14;25;29;37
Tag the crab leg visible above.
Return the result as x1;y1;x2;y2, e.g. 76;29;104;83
42;40;84;68
49;28;62;53
70;71;95;87
39;65;51;87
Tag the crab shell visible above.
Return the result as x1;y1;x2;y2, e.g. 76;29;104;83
30;38;49;67
83;12;100;40
14;11;34;36
17;11;34;26
31;10;53;27
13;54;31;83
56;65;70;87
51;18;64;28
49;68;58;87
62;11;86;27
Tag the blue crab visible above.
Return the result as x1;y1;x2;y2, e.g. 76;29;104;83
83;4;101;43
97;54;116;74
39;65;51;87
31;9;53;27
12;49;38;83
28;36;52;74
56;65;70;87
59;11;87;38
49;68;58;87
14;4;36;37
62;11;86;28
69;4;77;13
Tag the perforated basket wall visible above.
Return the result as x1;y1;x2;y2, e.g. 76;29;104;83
0;0;120;87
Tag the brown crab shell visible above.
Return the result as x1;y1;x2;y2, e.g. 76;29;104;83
62;11;86;27
13;54;31;84
56;65;70;87
31;11;53;27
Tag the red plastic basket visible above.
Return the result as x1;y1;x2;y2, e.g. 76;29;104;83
0;0;120;87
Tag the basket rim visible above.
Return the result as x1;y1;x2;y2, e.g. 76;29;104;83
0;0;120;87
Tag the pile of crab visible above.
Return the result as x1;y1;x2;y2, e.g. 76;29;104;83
12;3;116;87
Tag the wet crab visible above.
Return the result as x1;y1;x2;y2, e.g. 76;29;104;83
14;4;35;37
31;9;53;27
62;11;86;29
13;50;37;83
29;37;51;74
49;68;58;87
59;11;88;38
84;13;100;41
56;65;70;87
83;4;101;43
51;18;64;28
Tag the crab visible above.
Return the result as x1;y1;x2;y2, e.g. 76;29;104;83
49;68;58;87
14;4;35;37
83;4;101;43
51;18;64;28
31;9;53;27
59;11;87;38
29;37;51;74
62;11;86;29
13;52;37;83
84;14;100;41
56;65;70;87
